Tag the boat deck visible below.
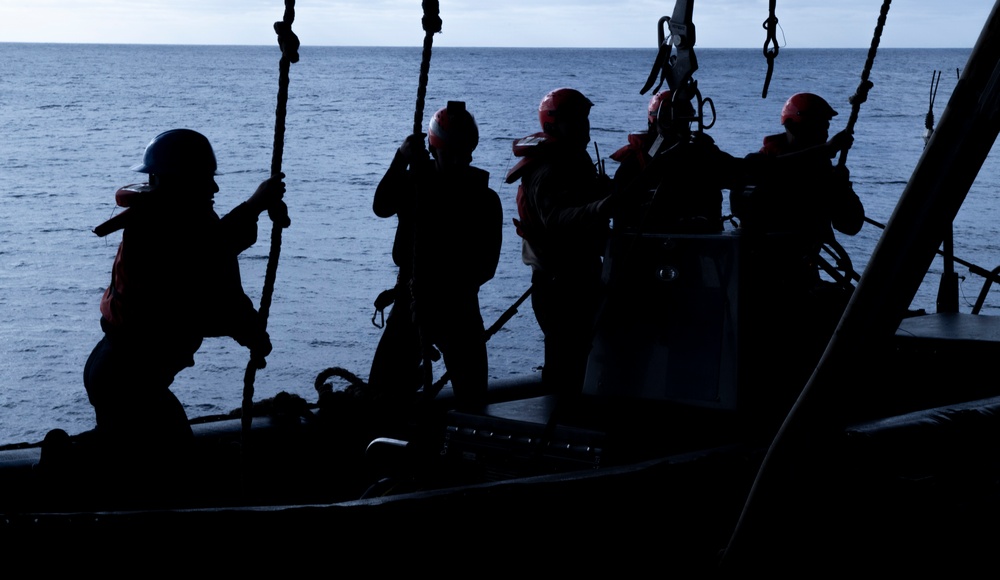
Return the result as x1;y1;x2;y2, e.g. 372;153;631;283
896;311;1000;348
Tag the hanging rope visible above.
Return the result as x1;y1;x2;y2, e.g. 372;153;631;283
838;0;891;168
241;0;298;439
413;2;442;135
423;285;533;401
410;1;442;396
761;0;779;98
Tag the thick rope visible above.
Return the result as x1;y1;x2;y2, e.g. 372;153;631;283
410;0;442;396
838;0;891;168
413;2;442;135
242;0;298;439
761;0;779;98
315;367;367;396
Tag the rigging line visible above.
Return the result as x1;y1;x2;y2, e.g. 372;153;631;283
411;0;442;396
838;0;892;168
761;0;779;98
413;1;442;135
242;0;298;439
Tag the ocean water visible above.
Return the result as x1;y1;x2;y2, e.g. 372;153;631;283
0;43;994;443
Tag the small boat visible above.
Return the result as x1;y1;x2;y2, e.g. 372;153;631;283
4;0;1000;572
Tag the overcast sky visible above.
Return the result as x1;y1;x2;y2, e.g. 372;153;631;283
1;1;994;48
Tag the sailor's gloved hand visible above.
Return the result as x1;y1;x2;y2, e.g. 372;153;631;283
833;163;851;183
827;130;854;158
268;200;291;229
249;331;273;369
249;173;289;226
399;133;430;166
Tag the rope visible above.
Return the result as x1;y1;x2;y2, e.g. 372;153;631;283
413;1;442;135
410;0;442;395
838;0;891;168
241;0;298;439
761;0;779;98
315;367;367;397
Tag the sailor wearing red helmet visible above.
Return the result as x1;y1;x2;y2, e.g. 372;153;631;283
736;92;864;243
507;87;614;395
369;101;502;407
765;92;854;157
608;90;673;182
609;89;742;233
733;93;866;410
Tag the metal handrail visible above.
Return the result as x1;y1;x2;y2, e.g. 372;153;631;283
864;216;1000;313
972;265;1000;314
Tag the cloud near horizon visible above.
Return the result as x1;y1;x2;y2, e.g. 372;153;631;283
0;1;993;48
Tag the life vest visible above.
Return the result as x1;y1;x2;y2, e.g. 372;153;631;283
513;184;535;241
99;242;127;327
505;132;555;241
609;132;653;169
93;183;153;238
96;183;153;327
760;133;789;156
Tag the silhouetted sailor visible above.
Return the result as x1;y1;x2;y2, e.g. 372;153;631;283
734;93;865;415
86;129;285;448
368;102;502;407
735;92;864;289
507;88;614;395
611;89;743;233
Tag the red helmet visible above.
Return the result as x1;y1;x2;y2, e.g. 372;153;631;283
538;88;593;132
648;90;672;125
428;101;479;154
781;93;838;126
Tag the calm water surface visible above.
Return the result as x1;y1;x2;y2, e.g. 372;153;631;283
0;44;995;442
